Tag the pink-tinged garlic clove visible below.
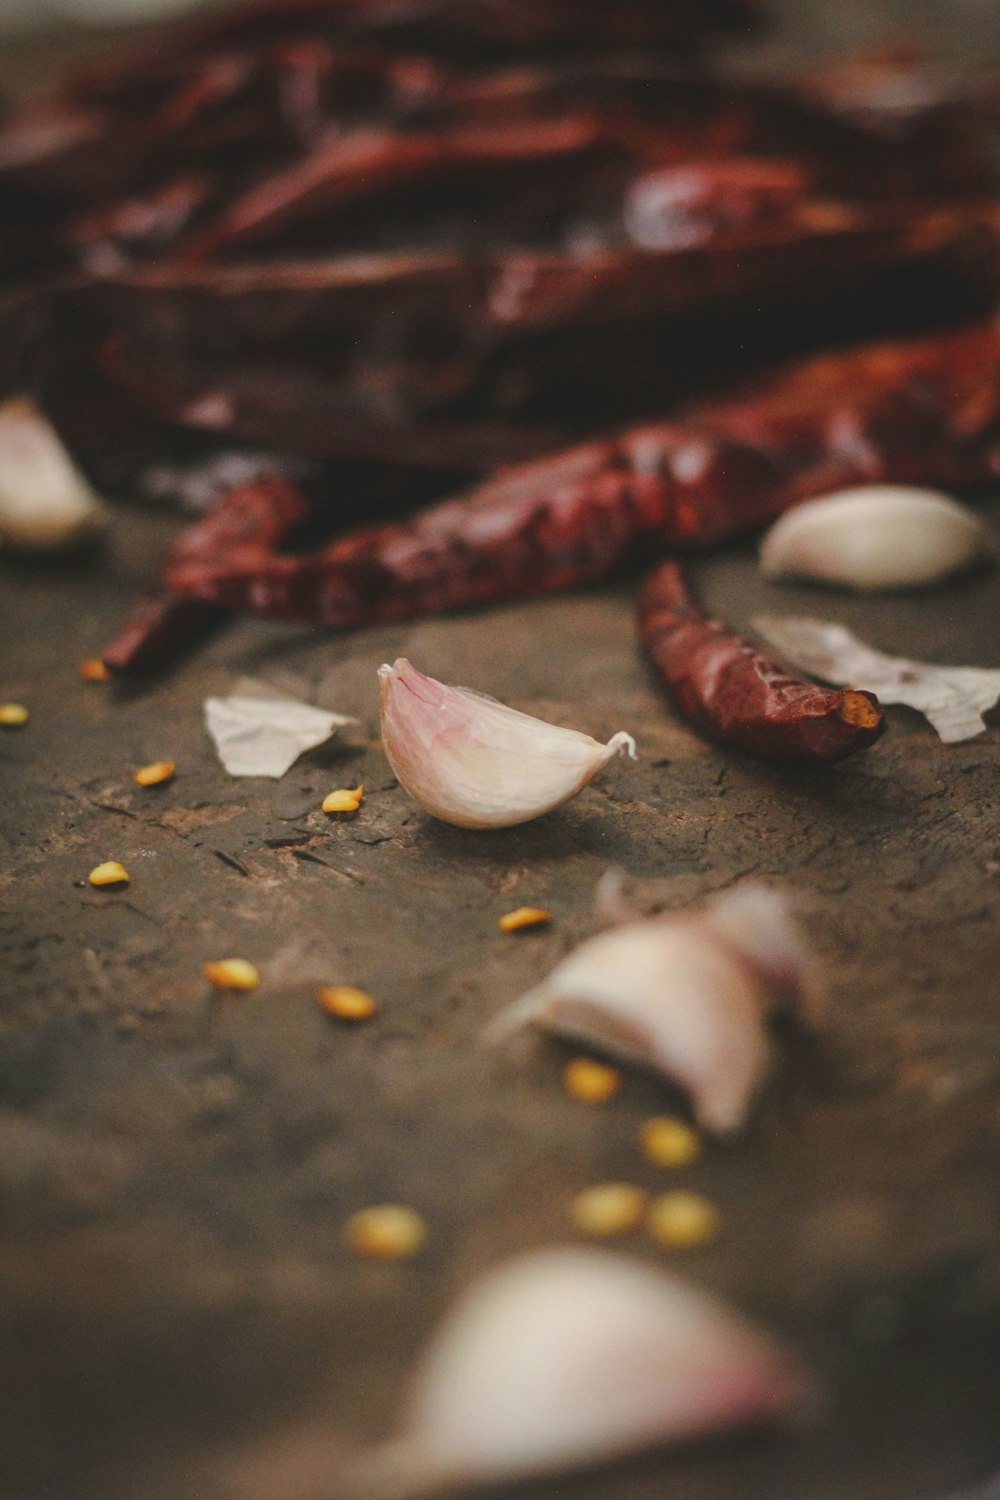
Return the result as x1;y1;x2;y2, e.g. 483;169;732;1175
378;659;636;829
350;1249;814;1497
760;485;992;591
0;396;107;551
490;884;816;1134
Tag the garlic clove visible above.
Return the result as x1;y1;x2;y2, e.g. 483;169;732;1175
352;1249;813;1496
759;485;993;591
489;884;815;1134
378;659;635;829
754;612;1000;745
0;396;108;551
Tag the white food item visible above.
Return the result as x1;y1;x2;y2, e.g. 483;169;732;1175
490;883;816;1134
759;485;992;591
204;693;354;778
753;615;1000;744
352;1249;813;1496
378;658;635;829
0;396;107;551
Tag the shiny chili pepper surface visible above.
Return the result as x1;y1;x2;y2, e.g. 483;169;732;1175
102;473;309;671
637;561;884;762
164;320;1000;626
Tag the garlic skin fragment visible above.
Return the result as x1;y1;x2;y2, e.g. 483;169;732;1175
760;485;992;591
378;659;636;829
490;883;816;1134
357;1249;812;1496
0;396;107;551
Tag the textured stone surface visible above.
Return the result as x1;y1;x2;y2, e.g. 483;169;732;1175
3;498;1000;1500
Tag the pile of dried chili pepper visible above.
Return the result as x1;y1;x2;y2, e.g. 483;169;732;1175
1;0;999;762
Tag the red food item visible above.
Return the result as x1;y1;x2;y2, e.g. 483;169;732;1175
102;472;308;671
637;560;883;761
163;320;1000;625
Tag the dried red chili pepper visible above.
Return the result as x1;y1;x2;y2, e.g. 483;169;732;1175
637;560;883;761
77;201;998;467
162;318;1000;625
102;472;308;672
174;114;613;262
65;0;760;95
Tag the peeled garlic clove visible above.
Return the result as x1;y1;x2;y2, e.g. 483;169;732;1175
0;396;107;551
490;884;815;1134
378;659;635;829
354;1249;813;1496
760;485;992;591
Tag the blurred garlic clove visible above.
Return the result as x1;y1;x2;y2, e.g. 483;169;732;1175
759;485;992;591
378;658;636;829
489;884;816;1134
351;1248;814;1496
0;396;107;551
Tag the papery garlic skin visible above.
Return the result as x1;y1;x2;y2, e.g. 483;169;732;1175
357;1249;812;1496
491;884;814;1134
0;396;107;551
378;658;635;829
760;485;992;591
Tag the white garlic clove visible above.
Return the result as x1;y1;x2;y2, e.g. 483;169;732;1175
0;396;108;551
489;884;815;1134
352;1249;814;1496
759;485;993;591
378;659;636;829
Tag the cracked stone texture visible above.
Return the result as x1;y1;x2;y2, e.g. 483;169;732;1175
2;8;1000;1500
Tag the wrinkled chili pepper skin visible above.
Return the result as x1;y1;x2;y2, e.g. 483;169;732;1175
66;0;760;89
164;319;1000;625
102;473;308;671
637;561;883;761
76;204;1000;470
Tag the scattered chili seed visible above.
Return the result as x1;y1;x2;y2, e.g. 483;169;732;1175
647;1191;719;1250
562;1056;622;1104
135;759;176;787
87;860;130;887
322;784;364;814
571;1183;648;1238
346;1204;427;1260
203;957;260;991
498;906;551;933
79;658;111;682
0;702;29;726
638;1116;701;1168
318;984;378;1021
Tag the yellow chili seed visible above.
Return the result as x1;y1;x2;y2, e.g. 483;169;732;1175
322;784;364;814
318;985;378;1021
346;1204;427;1260
87;861;130;887
79;658;110;682
203;958;260;991
498;906;551;933
647;1191;719;1250
562;1056;622;1105
134;759;176;788
638;1116;701;1169
571;1183;648;1238
0;702;29;726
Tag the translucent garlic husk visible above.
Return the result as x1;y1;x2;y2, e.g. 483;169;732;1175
378;659;636;829
489;883;818;1134
0;396;107;551
759;484;993;591
347;1249;814;1498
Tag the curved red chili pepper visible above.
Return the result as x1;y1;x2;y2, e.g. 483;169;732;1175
637;560;883;761
164;320;1000;625
102;472;309;672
